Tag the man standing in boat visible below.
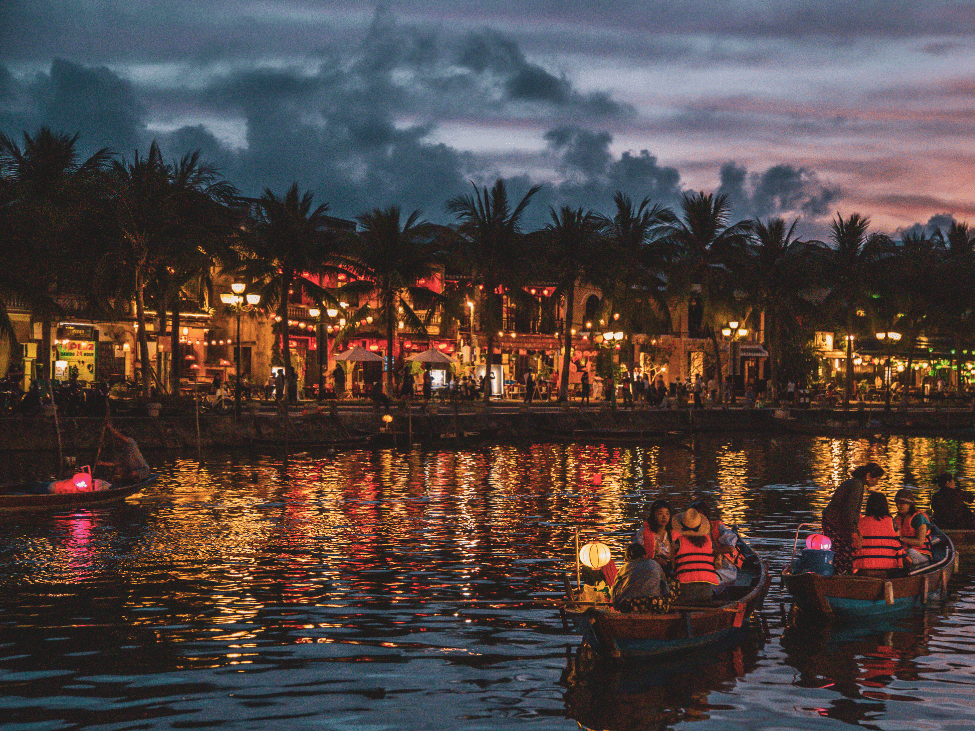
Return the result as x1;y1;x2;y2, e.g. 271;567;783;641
96;424;151;483
930;473;975;530
822;462;885;574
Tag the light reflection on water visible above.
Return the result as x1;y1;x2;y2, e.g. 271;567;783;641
0;434;974;729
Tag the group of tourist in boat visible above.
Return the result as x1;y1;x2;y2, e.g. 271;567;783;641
822;462;972;575
602;496;748;613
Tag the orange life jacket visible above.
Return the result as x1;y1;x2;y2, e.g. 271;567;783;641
639;521;658;557
711;520;745;568
895;511;932;556
854;516;905;571
673;532;719;584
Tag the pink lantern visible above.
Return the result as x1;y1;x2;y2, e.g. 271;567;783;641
805;534;832;551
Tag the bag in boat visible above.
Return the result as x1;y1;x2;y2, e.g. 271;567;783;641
792;548;835;576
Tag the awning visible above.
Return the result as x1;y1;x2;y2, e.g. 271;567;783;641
739;345;769;358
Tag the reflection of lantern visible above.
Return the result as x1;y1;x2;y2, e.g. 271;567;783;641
579;542;612;570
805;534;832;551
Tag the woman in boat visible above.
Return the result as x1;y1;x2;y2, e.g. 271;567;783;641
670;506;720;600
930;473;975;530
822;462;885;574
853;492;907;574
610;543;677;614
633;499;673;569
893;488;932;566
688;497;744;591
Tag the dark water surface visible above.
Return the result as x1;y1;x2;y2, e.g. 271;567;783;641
1;434;974;730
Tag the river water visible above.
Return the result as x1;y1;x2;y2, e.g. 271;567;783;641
1;434;974;730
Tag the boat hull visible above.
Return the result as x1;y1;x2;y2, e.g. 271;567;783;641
562;536;769;660
783;528;956;621
0;475;155;511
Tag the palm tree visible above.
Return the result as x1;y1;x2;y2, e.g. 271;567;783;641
935;222;975;395
242;184;343;394
536;206;606;401
597;192;676;367
107;142;239;397
341;206;447;396
0;127;111;379
814;213;889;406
736;217;817;391
663;192;752;394
446;180;540;402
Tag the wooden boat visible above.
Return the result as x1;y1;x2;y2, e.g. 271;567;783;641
940;529;975;553
0;474;156;512
561;532;770;660
783;523;958;621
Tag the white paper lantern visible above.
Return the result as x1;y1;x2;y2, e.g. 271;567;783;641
579;542;612;570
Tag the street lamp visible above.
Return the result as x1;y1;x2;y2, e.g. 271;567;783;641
220;283;260;421
721;321;748;404
876;331;902;409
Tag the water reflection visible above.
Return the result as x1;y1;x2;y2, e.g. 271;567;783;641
0;435;975;729
562;631;765;730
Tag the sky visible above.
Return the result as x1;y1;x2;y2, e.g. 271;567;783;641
3;1;975;237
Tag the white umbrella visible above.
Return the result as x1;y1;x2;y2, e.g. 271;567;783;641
406;348;456;365
334;345;384;362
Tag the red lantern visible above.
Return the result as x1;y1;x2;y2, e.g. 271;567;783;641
805;534;832;551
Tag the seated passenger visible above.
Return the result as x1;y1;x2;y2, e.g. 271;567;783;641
671;506;720;601
610;543;675;614
930;472;975;530
854;492;907;574
633;499;673;569
894;488;932;566
688;497;745;588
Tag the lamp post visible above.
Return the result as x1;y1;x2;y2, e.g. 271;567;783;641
876;331;902;410
220;283;260;422
721;321;748;405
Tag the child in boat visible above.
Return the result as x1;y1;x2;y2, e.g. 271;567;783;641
632;499;673;570
853;492;907;574
610;543;678;614
893;488;931;566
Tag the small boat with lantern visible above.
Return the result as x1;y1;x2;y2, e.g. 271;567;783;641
782;524;958;621
0;467;155;512
560;530;770;660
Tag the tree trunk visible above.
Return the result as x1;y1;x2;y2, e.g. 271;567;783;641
170;297;182;395
135;266;152;399
709;327;723;398
385;294;395;397
279;269;292;379
482;289;495;403
844;312;853;408
40;316;53;385
559;283;575;402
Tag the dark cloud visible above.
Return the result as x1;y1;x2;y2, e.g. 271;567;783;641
718;161;841;221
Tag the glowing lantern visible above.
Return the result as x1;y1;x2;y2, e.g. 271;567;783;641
579;542;612;570
72;471;92;491
806;534;832;551
382;414;393;424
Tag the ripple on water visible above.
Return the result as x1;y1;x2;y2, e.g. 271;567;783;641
0;436;974;729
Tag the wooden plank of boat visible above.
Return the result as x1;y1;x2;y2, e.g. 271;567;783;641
0;474;156;512
783;526;956;621
941;529;975;553
561;535;770;660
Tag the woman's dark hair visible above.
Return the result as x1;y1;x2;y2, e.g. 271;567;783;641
935;472;954;488
864;491;891;519
625;543;647;561
646;499;673;531
852;462;885;481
